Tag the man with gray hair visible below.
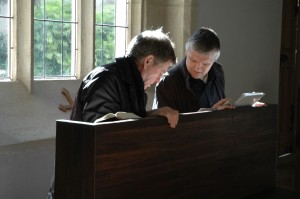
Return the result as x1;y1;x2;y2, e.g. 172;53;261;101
48;28;179;199
153;27;234;112
71;28;179;126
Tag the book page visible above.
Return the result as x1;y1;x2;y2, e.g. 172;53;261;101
94;112;141;123
197;108;215;112
94;113;117;123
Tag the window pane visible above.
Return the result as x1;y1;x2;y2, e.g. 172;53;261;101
34;0;76;78
95;26;115;66
45;0;62;20
34;0;44;19
95;26;102;67
0;0;8;16
34;20;45;77
103;26;115;62
95;0;128;68
103;0;115;25
63;0;72;21
45;22;62;76
62;23;71;76
0;18;8;78
95;0;103;24
115;0;127;27
115;27;126;58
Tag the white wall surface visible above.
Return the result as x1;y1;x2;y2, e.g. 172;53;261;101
0;80;81;146
0;139;55;199
195;0;283;103
0;81;80;198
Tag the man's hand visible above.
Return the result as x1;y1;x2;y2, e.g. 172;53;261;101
147;107;179;128
212;98;235;110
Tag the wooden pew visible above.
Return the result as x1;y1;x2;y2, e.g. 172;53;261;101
55;105;277;198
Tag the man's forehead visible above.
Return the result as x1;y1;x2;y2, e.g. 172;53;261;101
187;50;216;62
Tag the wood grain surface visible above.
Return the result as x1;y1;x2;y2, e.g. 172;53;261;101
55;105;277;199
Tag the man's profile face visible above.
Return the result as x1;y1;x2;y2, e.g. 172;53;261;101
186;49;217;79
143;60;172;90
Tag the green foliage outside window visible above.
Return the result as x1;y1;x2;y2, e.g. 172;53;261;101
34;0;72;77
34;0;117;77
0;0;119;78
0;0;9;78
95;3;115;67
0;29;8;78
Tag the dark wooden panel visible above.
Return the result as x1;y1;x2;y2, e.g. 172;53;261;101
296;147;300;191
55;122;95;199
55;105;277;199
279;0;298;155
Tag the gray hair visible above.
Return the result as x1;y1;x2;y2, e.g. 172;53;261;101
127;28;176;64
185;27;220;61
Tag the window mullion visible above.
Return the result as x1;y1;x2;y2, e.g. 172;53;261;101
8;0;12;78
43;0;46;78
61;0;64;76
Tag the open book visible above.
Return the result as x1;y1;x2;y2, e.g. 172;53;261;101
94;112;141;123
197;108;215;112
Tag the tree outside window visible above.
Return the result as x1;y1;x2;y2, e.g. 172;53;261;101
34;0;76;78
95;0;127;67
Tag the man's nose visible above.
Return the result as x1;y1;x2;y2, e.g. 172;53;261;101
195;63;203;71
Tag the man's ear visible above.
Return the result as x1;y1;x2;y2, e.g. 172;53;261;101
143;55;155;69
